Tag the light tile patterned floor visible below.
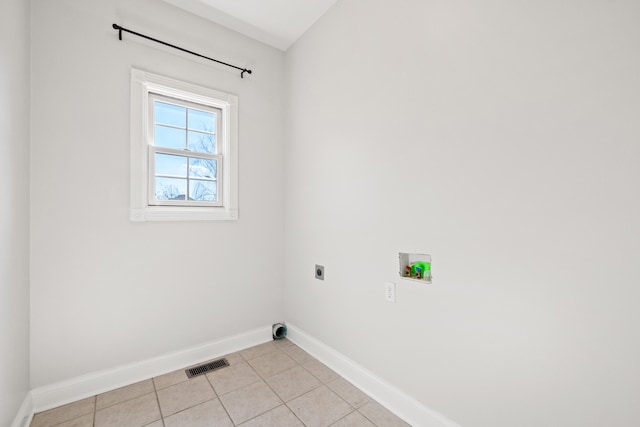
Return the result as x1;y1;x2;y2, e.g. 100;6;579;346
30;339;410;427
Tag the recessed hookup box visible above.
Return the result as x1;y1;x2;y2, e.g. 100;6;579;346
399;252;432;283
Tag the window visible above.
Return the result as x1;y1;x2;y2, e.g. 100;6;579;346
150;94;221;206
130;69;238;221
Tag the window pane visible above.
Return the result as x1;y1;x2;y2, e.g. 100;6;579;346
155;102;186;127
189;179;217;202
155;177;187;201
189;158;216;179
155;125;186;150
188;109;215;133
155;153;187;177
188;131;215;153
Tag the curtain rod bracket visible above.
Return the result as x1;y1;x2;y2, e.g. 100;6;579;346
112;23;122;40
112;23;252;79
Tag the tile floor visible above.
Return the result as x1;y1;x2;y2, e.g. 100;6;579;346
30;339;410;427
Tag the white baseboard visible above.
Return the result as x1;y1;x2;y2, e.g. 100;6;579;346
31;326;272;413
10;392;33;427
286;323;460;427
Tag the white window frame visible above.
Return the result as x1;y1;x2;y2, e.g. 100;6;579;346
130;69;238;221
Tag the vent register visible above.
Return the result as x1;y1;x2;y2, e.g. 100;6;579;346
185;358;229;378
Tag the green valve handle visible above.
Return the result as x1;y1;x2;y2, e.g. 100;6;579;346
410;261;431;279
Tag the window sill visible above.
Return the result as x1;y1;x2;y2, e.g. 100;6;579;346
130;206;238;222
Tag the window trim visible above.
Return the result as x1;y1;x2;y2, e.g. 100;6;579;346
130;69;238;221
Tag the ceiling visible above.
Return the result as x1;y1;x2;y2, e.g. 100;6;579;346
162;0;338;51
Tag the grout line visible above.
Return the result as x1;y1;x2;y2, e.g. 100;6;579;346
276;341;325;426
205;371;240;425
283;397;308;426
283;393;316;427
242;343;306;426
161;397;218;424
212;362;263;398
154;376;189;392
299;360;338;384
238;341;281;362
271;348;321;427
326;377;371;410
91;381;157;412
277;359;351;426
232;403;283;426
214;393;237;425
329;409;359;426
151;374;166;427
358;402;383;427
203;371;236;425
202;372;218;399
238;404;305;427
37;401;96;427
92;395;97;427
230;373;283;424
156;377;219;420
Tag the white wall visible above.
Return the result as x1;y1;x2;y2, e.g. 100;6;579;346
284;0;640;426
30;0;285;388
0;0;31;424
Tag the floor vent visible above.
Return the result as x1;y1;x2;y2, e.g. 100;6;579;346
185;358;229;378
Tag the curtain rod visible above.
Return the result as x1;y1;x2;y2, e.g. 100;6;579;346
112;24;252;78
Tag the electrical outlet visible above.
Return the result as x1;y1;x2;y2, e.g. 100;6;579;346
315;264;324;280
384;282;396;303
